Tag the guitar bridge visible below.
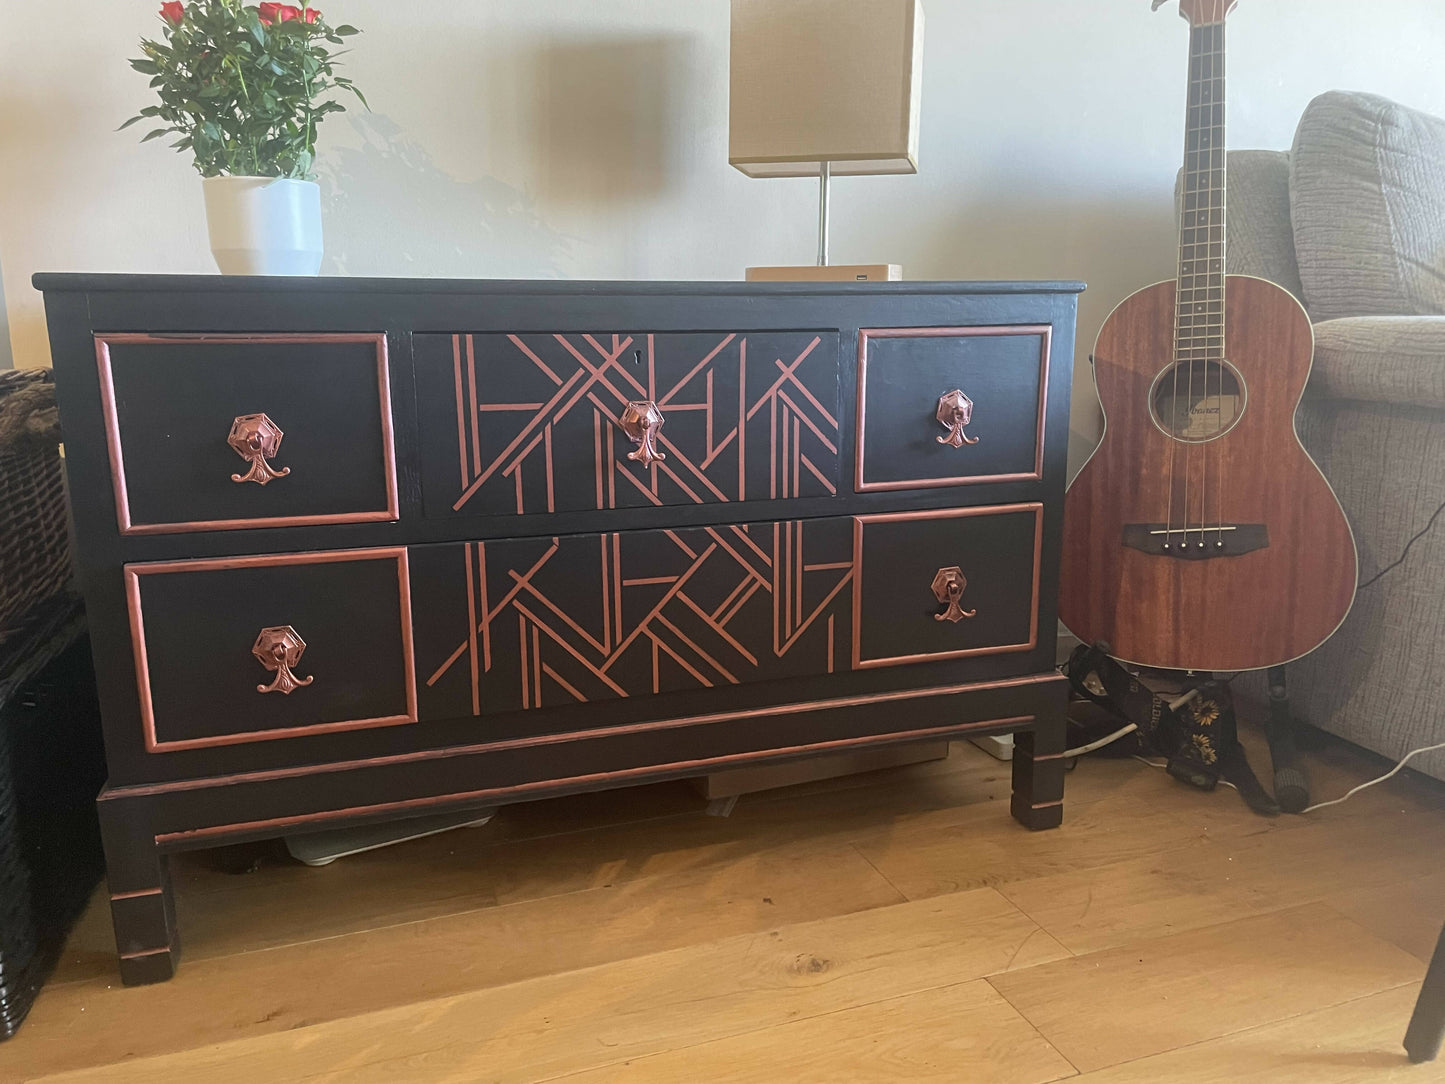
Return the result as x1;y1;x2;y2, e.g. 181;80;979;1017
1123;523;1269;559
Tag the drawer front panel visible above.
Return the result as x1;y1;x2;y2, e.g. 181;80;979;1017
98;334;397;534
126;549;416;751
411;518;856;717
853;504;1042;669
416;331;840;517
856;326;1050;491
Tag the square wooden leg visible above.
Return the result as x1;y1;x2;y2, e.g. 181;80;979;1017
1010;714;1066;831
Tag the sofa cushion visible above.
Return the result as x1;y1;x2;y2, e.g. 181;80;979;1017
1290;91;1445;322
1306;315;1445;410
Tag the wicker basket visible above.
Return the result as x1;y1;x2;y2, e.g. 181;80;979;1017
0;367;99;1039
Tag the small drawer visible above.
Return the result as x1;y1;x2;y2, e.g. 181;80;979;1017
855;326;1051;492
97;333;397;534
414;330;840;517
125;548;416;751
852;504;1042;669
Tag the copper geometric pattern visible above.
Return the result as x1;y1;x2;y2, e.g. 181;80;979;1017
442;331;839;516
416;518;854;716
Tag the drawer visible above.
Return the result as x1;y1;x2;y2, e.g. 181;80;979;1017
852;504;1042;668
855;326;1051;491
125;548;416;751
97;333;397;534
411;517;856;717
415;331;840;517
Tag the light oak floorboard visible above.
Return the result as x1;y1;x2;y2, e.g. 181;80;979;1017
987;902;1425;1073
30;889;1068;1084
1069;983;1426;1083
555;980;1077;1084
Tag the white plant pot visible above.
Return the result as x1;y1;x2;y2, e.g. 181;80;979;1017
202;176;323;276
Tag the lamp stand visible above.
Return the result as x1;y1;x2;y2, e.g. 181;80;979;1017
817;161;831;266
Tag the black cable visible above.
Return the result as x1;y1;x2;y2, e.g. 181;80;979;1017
1357;495;1445;591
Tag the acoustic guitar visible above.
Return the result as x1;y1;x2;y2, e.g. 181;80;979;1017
1059;0;1356;673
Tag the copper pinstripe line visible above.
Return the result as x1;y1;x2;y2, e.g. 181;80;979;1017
541;663;586;704
712;578;750;622
782;400;790;500
650;630;714;689
658;333;736;406
796;515;804;630
593;409;604;509
700;426;738;470
654;611;738;684
478;542;491;671
581;333;647;398
511;600;626;698
746;337;823;421
793;416;802;507
465;543;480;715
770;394;778;500
827;615;835;673
719;581;761;628
614;461;662;506
466;335;481;479
552;336;637;421
730;523;772;568
664;530;698;559
506;334;563;385
776;389;838;453
532;623;543;707
507;569;608;655
654;434;729;501
599;534;612;654
518;614;530;710
452;335;469;488
772;521;782;655
706;368;714;453
601;544;718;672
738;338;747;502
676;592;759;666
651;636;660;693
613;533;623;642
779;568;851;655
772;355;838;428
544;425;555;513
453;368;584;510
702;527;769;588
800;453;835;494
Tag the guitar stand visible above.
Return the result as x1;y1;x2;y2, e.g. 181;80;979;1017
1263;664;1311;813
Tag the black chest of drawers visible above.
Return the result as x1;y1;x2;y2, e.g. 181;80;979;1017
37;275;1080;984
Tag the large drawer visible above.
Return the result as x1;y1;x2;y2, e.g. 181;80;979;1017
855;325;1052;491
415;331;841;517
97;333;398;534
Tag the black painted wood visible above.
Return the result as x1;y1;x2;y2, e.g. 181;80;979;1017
859;328;1048;488
134;554;409;747
104;337;391;529
37;274;1080;984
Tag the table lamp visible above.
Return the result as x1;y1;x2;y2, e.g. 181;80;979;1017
729;0;924;282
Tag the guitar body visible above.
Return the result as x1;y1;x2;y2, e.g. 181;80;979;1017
1060;275;1357;671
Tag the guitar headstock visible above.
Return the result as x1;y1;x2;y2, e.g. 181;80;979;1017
1172;0;1238;25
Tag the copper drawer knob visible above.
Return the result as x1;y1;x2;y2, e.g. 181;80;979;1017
936;389;979;447
253;625;314;695
619;400;666;468
931;566;977;623
229;412;292;485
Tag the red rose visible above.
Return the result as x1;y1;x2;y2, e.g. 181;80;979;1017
160;1;183;23
279;4;301;20
257;1;281;23
303;7;321;22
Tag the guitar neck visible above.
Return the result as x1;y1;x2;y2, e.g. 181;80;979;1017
1175;18;1227;361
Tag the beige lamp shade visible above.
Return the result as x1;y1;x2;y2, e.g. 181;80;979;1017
729;0;924;178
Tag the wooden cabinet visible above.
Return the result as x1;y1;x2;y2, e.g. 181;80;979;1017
40;275;1080;985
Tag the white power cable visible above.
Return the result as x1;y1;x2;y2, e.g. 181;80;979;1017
1302;739;1445;813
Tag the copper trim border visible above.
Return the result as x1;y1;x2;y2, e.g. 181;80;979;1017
125;547;417;752
855;325;1052;493
103;673;1063;799
150;712;1038;845
95;333;398;535
852;503;1044;670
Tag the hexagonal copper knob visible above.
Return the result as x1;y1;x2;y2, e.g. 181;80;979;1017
619;400;666;468
936;389;979;448
229;412;292;485
931;566;977;623
252;625;314;695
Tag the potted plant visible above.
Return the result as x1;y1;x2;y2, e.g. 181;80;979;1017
123;0;366;275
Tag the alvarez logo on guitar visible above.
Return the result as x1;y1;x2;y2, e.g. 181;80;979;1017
1060;0;1357;673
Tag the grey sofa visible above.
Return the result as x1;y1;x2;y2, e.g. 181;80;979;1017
1225;91;1445;780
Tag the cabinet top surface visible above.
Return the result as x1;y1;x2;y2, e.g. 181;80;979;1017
33;273;1086;297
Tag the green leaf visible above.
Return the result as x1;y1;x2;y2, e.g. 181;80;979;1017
118;115;145;131
334;25;358;35
129;58;161;74
141;128;170;142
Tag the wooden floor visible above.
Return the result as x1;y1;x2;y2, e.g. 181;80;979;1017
5;724;1444;1082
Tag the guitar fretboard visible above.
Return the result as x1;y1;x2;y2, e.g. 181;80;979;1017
1175;21;1226;362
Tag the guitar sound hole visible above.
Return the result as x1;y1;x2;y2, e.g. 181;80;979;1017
1149;359;1245;443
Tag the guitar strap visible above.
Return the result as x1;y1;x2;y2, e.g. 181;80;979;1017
1065;643;1279;816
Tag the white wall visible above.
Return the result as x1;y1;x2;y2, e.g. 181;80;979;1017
2;0;1443;453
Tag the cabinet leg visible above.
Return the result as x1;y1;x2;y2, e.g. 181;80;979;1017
97;796;179;985
1011;714;1066;831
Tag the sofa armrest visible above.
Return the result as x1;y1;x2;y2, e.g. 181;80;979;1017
1305;316;1445;410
